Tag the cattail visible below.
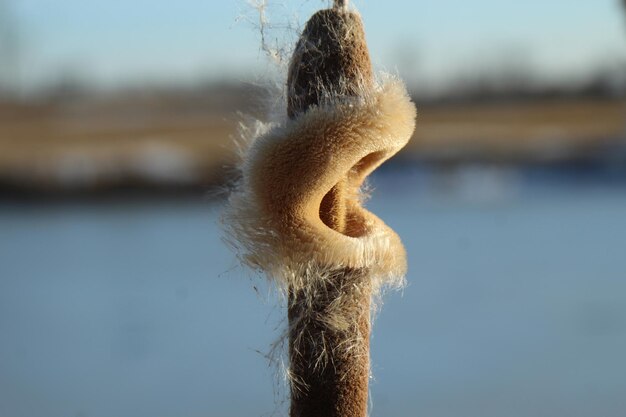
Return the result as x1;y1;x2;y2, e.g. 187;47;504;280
286;4;373;417
224;2;416;416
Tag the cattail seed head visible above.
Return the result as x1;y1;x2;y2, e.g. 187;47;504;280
287;7;373;119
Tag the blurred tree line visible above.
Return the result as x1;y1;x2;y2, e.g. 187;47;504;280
1;0;625;104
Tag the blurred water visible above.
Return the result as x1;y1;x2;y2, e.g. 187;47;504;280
1;169;626;417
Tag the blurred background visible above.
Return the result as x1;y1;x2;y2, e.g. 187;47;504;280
1;1;625;416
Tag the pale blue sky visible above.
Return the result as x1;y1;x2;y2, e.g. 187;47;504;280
9;0;626;91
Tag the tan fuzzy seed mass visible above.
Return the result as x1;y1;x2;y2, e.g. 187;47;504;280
224;77;416;305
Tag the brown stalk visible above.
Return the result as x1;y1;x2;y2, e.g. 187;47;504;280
286;2;374;416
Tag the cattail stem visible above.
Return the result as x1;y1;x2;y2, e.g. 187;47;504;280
334;0;348;10
288;274;371;417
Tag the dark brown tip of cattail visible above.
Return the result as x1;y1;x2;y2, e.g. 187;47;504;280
287;7;373;119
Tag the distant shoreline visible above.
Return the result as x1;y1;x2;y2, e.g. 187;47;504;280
2;158;625;203
1;96;624;201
